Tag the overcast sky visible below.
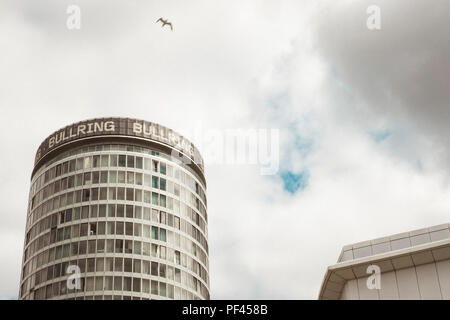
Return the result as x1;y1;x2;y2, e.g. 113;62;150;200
1;0;450;299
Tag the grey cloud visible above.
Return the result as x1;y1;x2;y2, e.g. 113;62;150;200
312;0;450;158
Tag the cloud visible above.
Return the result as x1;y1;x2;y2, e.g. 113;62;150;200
311;0;450;169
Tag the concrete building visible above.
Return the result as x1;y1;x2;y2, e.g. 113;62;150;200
319;223;450;299
19;118;210;300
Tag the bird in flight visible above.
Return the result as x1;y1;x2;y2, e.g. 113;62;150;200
156;18;173;31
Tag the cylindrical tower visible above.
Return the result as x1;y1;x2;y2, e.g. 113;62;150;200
19;118;209;300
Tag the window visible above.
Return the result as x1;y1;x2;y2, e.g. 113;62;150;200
118;155;126;167
133;278;140;292
150;209;159;222
96;258;104;272
76;158;83;170
71;224;80;238
144;174;151;187
115;239;123;253
110;155;117;167
118;171;125;183
133;259;141;273
134;206;142;219
152;192;159;205
64;227;71;240
109;171;117;183
93;277;103;291
87;258;95;272
125;222;133;236
75;174;83;187
82;206;89;219
127;172;134;184
100;171;108;183
97;239;105;252
143;207;151;221
159;264;166;278
115;258;123;272
84;157;92;169
107;205;115;217
142;279;150;294
142;158;150;170
116;222;124;235
101;155;109;167
159;282;166;297
117;205;124;217
91;172;99;185
114;276;122;290
151;281;158;295
143;243;150;256
143;225;150;238
80;223;88;237
105;258;114;272
152;160;159;172
160;228;166;242
127;156;135;168
88;205;97;218
107;222;115;235
124;258;132;272
104;276;113;290
69;159;76;172
123;277;132;291
151;227;158;240
82;189;90;202
78;241;87;255
93;155;100;168
134;223;142;237
151;244;158;257
151;262;158;276
126;188;133;201
88;240;96;253
99;205;106;217
144;191;151;204
160;195;166;208
160;163;166;175
134;241;141;254
71;242;78;255
106;240;114;253
108;187;116;200
160;178;166;191
135;173;142;185
135;157;143;169
89;223;97;235
152;176;159;188
117;187;125;200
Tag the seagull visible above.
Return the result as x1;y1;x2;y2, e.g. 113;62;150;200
156;18;173;31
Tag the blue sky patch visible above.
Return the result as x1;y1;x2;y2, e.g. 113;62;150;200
280;170;309;194
369;130;392;143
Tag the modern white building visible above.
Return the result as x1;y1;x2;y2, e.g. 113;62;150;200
319;223;450;300
19;118;210;300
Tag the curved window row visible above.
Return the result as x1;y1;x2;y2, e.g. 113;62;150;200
27;271;208;300
32;145;207;209
23;215;209;279
30;169;207;235
22;252;209;300
26;200;209;261
29;161;207;233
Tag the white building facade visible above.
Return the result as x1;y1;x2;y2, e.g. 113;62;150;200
319;223;450;300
